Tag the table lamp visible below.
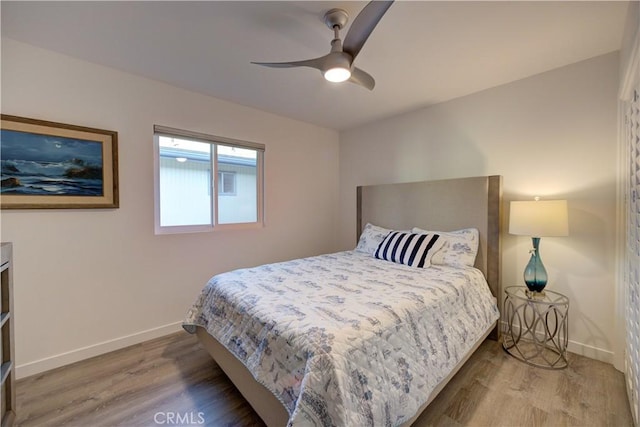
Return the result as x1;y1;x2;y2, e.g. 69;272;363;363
509;198;569;293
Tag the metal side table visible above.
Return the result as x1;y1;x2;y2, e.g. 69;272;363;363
502;286;569;369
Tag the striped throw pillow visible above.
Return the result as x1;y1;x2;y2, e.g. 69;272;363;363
375;231;444;268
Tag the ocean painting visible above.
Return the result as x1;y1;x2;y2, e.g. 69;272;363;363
1;129;104;196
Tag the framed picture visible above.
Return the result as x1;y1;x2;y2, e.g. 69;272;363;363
1;115;119;209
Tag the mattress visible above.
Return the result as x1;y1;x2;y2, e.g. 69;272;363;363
183;250;499;426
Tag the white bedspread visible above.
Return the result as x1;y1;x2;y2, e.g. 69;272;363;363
183;251;499;426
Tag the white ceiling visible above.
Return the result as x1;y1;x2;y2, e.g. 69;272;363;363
1;1;630;131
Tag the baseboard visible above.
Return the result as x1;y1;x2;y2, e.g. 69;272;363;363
500;320;614;365
16;321;184;379
566;340;614;365
17;320;616;379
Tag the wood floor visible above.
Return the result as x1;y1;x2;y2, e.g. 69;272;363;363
15;331;633;427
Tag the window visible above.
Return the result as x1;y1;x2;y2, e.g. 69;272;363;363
154;125;264;233
218;171;236;196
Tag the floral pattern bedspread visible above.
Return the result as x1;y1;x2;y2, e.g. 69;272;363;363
183;251;499;426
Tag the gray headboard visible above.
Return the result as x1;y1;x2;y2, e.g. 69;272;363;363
357;176;502;338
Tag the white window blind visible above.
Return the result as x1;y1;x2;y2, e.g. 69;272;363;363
625;85;640;426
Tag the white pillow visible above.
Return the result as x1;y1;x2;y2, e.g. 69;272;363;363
355;223;394;255
412;227;479;267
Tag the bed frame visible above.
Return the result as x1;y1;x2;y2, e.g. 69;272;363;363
195;175;503;426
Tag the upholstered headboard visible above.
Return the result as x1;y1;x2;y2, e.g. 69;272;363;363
357;175;502;337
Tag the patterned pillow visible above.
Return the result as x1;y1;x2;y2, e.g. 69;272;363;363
412;227;479;267
374;231;444;268
355;223;395;255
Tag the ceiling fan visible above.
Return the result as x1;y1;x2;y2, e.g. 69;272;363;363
252;1;394;90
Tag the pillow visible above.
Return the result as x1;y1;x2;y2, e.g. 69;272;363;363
411;227;479;267
355;223;395;255
374;231;444;268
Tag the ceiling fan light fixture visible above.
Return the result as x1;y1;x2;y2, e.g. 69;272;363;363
323;51;352;83
251;1;394;90
324;66;351;83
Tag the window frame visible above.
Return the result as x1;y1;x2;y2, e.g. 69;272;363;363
153;125;264;234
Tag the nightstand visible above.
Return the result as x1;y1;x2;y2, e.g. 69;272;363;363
502;286;569;369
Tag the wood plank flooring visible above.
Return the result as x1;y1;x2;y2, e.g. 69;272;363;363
15;332;633;427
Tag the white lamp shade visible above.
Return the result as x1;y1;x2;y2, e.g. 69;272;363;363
509;200;569;237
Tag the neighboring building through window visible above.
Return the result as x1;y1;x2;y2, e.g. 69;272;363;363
218;171;236;196
154;125;264;233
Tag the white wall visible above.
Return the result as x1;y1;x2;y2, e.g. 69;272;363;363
0;39;340;378
339;52;620;363
620;0;639;87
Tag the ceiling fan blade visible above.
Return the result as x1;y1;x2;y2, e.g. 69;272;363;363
349;67;375;91
251;56;326;71
343;0;394;60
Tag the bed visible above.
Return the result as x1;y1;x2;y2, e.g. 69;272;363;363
183;175;502;426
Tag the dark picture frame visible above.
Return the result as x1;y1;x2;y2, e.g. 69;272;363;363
1;115;119;209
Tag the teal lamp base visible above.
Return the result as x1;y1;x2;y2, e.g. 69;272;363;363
524;237;548;293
